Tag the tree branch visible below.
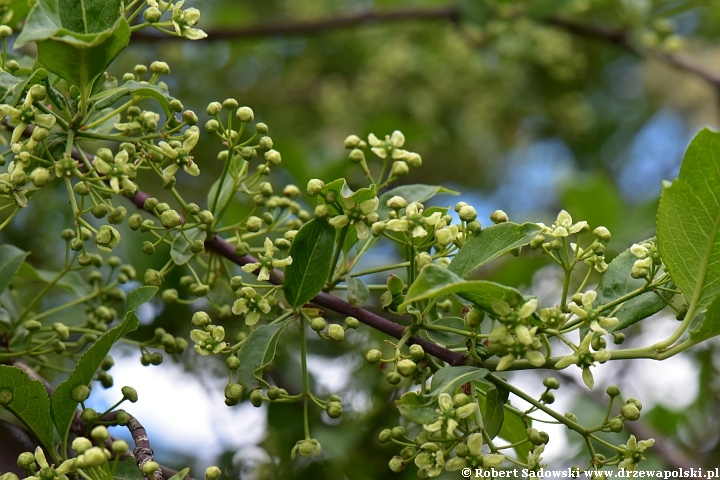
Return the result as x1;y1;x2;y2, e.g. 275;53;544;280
130;4;720;90
132;6;461;42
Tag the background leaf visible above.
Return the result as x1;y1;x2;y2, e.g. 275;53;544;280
50;286;157;447
690;293;720;342
449;222;541;278
0;365;54;453
113;457;145;480
284;219;335;309
345;275;369;307
424;316;466;346
171;228;207;265
237;319;290;390
92;80;174;117
595;239;673;331
657;128;720;318
0;244;28;296
399;264;525;313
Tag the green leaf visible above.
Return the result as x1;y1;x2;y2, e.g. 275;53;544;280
15;0;130;93
377;184;459;216
171;228;207;265
166;468;191;480
345;276;369;307
284;219;336;309
498;405;531;459
0;71;22;103
16;263;93;297
237;319;290;390
395;391;438;424
113;458;145;480
424;316;466;346
0;365;55;453
690;293;720;341
91;80;174;117
399;264;524;313
429;366;489;396
657;128;720;319
207;171;237;215
396;366;489;425
51;286;157;447
449;222;542;278
0;244;28;296
482;385;508;439
595;239;673;331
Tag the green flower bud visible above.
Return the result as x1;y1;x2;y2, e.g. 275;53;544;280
344;135;360;149
530;234;545;249
543;377;560;390
160;209;181;228
101;355;115;370
593;226;611;242
307;179;324;196
676;304;688;320
387;274;404;295
199;210;214;225
92;203;109;218
466;220;482;234
24;319;42;332
17;452;35;468
6;60;19;73
126;213;142;231
620;403;640;421
142;461;160;475
388;456;405;473
391;426;405;438
205;466;221;480
236;106;254;122
256;122;269;134
72;437;93;454
144;269;164;286
450;394;471;410
605;385;621;397
30;167;51;187
162;288;179;304
246;215;262;232
465;309;484;328
386;371;402;385
149;352;163;365
222;98;239;110
226;355;241;370
96;225;121;252
608;418;624;432
91;425;110;442
409;344;424;361
72;385;91;402
627;397;642;410
327;323;345;342
310;317;326;332
378;429;392;443
372;221;386;236
121;386;138;403
259;136;273;151
53;322;70;341
396;359;416;377
327;401;343;418
348;148;365;163
225;383;243;401
406;152;422;168
390;160;408;177
250;389;263;407
541;391;555;404
366;349;382;364
458;205;478;222
345;316;359;329
142;241;155;255
266;386;280;400
112;440;129;455
206;102;222;116
264;149;281;165
143;6;162;22
81;407;98;423
0;26;13;38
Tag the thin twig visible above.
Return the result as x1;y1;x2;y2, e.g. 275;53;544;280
132;6;461;42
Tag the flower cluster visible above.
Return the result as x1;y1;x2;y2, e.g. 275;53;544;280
486;299;547;370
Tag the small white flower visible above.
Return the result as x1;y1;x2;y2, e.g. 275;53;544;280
241;237;293;281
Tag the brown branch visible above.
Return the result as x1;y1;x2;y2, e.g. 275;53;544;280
131;6;461;42
546;18;720;89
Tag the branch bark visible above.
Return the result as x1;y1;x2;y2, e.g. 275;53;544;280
132;6;461;42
